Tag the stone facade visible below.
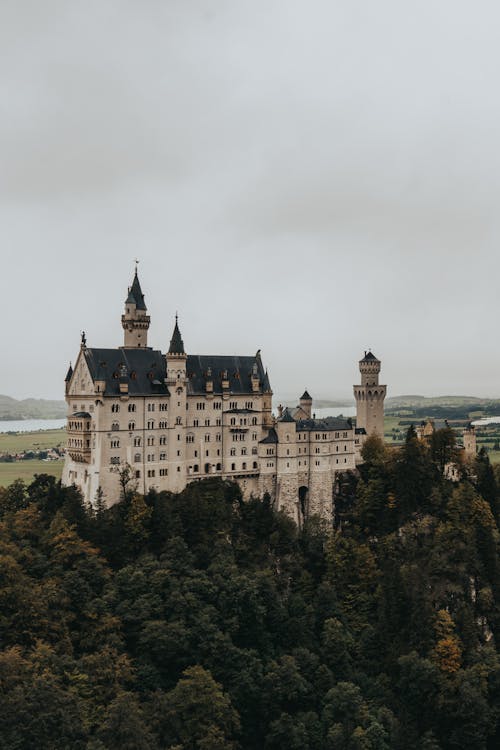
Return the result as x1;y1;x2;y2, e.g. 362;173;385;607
62;271;387;523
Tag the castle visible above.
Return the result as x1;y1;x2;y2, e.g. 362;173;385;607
62;270;386;523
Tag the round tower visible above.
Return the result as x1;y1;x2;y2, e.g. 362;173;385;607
121;267;151;348
353;351;386;437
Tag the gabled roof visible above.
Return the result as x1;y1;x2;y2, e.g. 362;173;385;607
296;416;353;432
278;407;296;423
168;317;185;355
360;351;379;362
186;354;266;395
126;270;147;310
84;348;169;396
259;428;278;444
300;390;312;401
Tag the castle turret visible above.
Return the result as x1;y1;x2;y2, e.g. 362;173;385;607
166;315;187;492
353;351;386;437
121;268;151;348
463;423;477;457
299;390;312;419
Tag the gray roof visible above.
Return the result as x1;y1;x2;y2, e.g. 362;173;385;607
65;363;73;382
278;407;296;423
84;348;169;396
262;370;272;392
360;351;379;362
296;416;353;432
126;271;147;311
300;390;312;401
185;354;266;395
83;348;267;397
259;428;278;444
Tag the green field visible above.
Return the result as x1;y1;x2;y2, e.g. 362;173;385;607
0;428;66;453
0;459;64;487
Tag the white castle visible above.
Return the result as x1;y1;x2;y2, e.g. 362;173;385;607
62;270;386;523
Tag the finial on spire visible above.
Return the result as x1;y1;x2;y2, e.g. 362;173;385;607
81;331;86;348
134;258;139;273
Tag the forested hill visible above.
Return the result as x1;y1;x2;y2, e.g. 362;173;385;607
1;434;500;749
0;394;66;420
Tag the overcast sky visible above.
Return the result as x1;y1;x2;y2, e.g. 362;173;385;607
2;0;500;401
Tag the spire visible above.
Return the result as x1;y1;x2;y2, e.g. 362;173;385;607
168;314;185;355
65;362;73;382
300;390;312;401
262;369;272;392
125;268;146;311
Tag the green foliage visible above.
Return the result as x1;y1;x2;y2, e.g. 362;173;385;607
0;470;500;749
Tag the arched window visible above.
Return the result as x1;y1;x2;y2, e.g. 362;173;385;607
193;464;199;473
128;404;136;412
253;461;258;469
128;421;135;430
204;463;211;474
216;463;222;471
134;453;141;463
242;462;247;470
111;422;119;431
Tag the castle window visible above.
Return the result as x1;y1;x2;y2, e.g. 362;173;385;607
344;445;347;451
230;448;236;456
253;461;257;469
134;453;141;463
343;432;348;438
147;403;155;412
214;402;222;410
159;403;168;411
216;418;222;426
230;418;236;426
111;422;119;431
159;421;168;428
160;452;166;460
216;433;221;442
110;457;120;465
231;463;236;471
205;419;210;426
128;404;136;412
242;462;247;470
230;401;237;409
111;404;120;413
147;420;155;429
252;447;257;455
286;462;289;468
159;468;168;476
335;432;339;438
111;440;120;448
287;449;290;455
336;446;339;452
194;450;198;457
175;417;181;425
216;462;222;471
315;448;320;454
193;419;199;427
217;449;220;456
205;434;210;442
315;460;320;466
241;448;247;455
251;417;257;426
159;436;167;445
196;402;205;410
186;434;194;443
252;433;257;441
193;464;199;472
245;402;253;409
147;437;155;446
135;470;140;478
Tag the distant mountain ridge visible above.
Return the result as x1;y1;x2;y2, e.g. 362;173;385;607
0;395;66;420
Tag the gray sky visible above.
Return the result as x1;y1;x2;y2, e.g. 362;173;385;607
2;0;500;401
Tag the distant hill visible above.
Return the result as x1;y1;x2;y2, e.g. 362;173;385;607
386;394;500;420
0;395;66;420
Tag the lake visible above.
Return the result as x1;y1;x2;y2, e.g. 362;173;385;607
0;419;66;434
472;416;500;427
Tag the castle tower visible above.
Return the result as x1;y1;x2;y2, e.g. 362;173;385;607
463;423;477;457
121;268;151;348
299;390;312;419
166;316;188;492
353;351;386;437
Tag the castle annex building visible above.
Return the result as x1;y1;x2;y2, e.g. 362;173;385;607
62;271;386;522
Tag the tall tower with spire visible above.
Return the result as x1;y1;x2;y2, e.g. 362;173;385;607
353;351;386;437
166;315;188;492
121;267;151;348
